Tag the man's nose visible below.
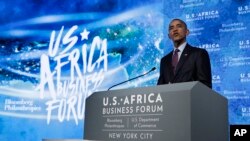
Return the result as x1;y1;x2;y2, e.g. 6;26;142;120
172;27;178;31
173;28;178;32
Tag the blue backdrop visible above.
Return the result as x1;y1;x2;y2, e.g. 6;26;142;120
0;0;249;140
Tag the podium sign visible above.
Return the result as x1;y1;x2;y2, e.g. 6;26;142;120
84;81;228;141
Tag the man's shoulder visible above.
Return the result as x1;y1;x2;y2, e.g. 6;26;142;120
161;51;172;61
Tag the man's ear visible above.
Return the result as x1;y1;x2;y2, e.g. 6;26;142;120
186;29;190;36
168;33;171;39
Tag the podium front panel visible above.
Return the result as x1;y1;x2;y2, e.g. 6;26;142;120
84;82;228;141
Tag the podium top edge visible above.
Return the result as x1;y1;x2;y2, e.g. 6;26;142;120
93;81;203;94
43;139;101;141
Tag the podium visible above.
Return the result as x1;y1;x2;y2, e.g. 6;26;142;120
84;81;228;141
42;139;96;141
42;139;97;141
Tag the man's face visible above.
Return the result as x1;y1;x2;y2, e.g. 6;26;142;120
168;20;189;43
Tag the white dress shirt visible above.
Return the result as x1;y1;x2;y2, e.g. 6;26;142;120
173;42;187;60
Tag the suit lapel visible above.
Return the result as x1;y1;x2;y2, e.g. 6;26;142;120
174;44;191;77
166;52;175;82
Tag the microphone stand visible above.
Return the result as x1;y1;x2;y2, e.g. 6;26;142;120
108;67;156;91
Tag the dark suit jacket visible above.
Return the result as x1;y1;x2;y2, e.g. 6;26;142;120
157;44;212;88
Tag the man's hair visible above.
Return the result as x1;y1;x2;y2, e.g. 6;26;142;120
169;18;188;29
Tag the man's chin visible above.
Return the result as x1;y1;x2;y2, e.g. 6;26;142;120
173;39;185;45
173;38;184;43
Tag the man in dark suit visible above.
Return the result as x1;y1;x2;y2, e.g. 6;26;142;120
157;18;212;88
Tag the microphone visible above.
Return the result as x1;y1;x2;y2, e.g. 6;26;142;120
108;67;156;91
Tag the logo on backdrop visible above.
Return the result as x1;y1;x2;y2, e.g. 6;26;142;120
212;75;221;84
198;43;220;52
220;56;250;67
180;0;204;8
242;107;250;117
223;90;248;100
185;10;219;21
189;27;204;36
219;22;247;33
36;25;108;124
238;5;250;15
239;40;250;49
240;73;250;83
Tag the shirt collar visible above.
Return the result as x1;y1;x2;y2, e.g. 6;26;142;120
174;42;187;53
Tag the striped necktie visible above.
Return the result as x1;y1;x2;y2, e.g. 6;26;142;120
172;49;180;73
